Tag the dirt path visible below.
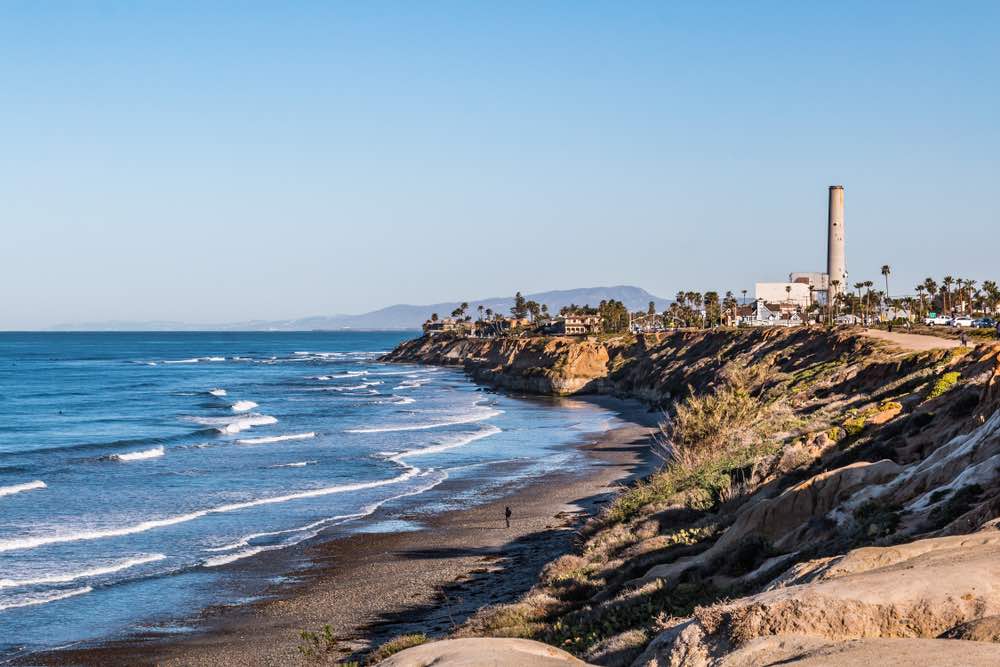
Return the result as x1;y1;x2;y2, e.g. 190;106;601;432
859;328;961;351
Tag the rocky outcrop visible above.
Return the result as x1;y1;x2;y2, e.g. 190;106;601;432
636;532;1000;666
376;638;592;666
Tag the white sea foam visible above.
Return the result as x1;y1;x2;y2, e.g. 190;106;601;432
230;400;259;412
0;554;165;589
110;446;165;462
0;481;47;498
268;460;318;468
205;356;226;362
0;467;421;553
394;379;428;391
187;413;279;434
0;586;92;611
202;471;447;567
236;432;315;446
393;396;416;405
163;358;200;364
346;409;502;434
388;425;501;461
208;388;227;397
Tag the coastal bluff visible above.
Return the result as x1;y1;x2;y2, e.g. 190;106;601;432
382;328;893;405
379;330;1000;666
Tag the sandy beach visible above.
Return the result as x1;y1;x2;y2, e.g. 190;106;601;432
25;397;657;666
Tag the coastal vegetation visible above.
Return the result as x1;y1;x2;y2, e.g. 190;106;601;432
383;327;1000;665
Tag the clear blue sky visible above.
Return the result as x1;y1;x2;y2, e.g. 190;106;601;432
2;1;997;328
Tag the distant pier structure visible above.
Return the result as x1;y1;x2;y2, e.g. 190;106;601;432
826;185;847;298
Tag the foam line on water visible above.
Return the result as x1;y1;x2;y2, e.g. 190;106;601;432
0;481;47;498
346;409;502;434
230;400;259;412
109;446;165;462
386;425;501;461
0;554;166;589
236;432;315;446
0;467;421;553
202;470;448;567
208;388;227;397
0;587;92;612
268;460;318;468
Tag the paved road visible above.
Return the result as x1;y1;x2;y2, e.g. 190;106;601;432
859;328;962;351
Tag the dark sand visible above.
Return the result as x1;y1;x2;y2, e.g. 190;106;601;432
25;398;658;667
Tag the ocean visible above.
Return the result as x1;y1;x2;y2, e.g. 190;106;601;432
0;331;615;658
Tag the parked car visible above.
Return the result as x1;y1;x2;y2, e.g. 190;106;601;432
952;315;975;328
974;318;998;329
924;315;952;326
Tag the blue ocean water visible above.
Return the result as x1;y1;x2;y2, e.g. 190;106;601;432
0;332;615;657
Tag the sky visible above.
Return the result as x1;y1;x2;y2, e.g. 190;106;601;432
1;1;998;329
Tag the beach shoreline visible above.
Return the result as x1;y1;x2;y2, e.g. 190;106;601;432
22;395;658;667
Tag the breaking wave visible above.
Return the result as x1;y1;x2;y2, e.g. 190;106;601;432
0;481;47;498
202;470;447;567
0;467;421;553
109;446;165;462
208;388;227;397
346;409;502;434
268;460;318;468
236;432;316;446
385;425;502;461
0;587;92;611
0;554;166;589
230;400;259;412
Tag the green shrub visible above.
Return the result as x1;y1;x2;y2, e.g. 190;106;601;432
367;634;428;664
297;624;340;661
927;371;961;400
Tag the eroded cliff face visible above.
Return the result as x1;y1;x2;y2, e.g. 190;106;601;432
383;329;890;405
380;331;1000;666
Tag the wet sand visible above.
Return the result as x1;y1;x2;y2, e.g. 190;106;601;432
26;397;658;666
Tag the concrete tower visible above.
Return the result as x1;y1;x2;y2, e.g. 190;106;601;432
826;185;846;298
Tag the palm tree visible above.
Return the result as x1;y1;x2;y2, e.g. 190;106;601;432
881;265;891;301
915;284;927;318
942;276;955;313
431;312;439;322
785;285;792;303
741;289;748;306
854;282;864;318
477;305;484;322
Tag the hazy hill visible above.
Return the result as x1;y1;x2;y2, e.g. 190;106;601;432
48;285;671;331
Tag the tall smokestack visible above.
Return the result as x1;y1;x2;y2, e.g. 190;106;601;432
827;185;846;298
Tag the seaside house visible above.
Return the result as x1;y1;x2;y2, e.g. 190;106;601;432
737;299;804;328
422;318;473;335
551;314;602;335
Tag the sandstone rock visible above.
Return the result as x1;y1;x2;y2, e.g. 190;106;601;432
637;533;1000;666
376;638;592;666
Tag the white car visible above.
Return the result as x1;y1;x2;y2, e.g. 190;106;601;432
924;315;952;326
952;315;975;328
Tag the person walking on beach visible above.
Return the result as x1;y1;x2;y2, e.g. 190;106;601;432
961;331;969;347
504;506;512;529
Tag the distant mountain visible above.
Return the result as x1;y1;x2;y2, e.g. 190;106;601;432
48;286;671;331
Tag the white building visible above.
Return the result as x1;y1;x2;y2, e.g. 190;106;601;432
755;282;812;309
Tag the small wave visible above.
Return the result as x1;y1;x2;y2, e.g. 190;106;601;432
346;409;502;434
204;356;225;362
394;379;428;391
208;388;228;397
0;481;47;498
202;470;447;567
186;413;278;434
237;432;316;446
387;425;502;461
162;358;200;364
268;460;318;468
0;554;165;589
393;396;416;405
0;586;92;611
0;467;421;554
109;446;165;462
230;400;259;412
